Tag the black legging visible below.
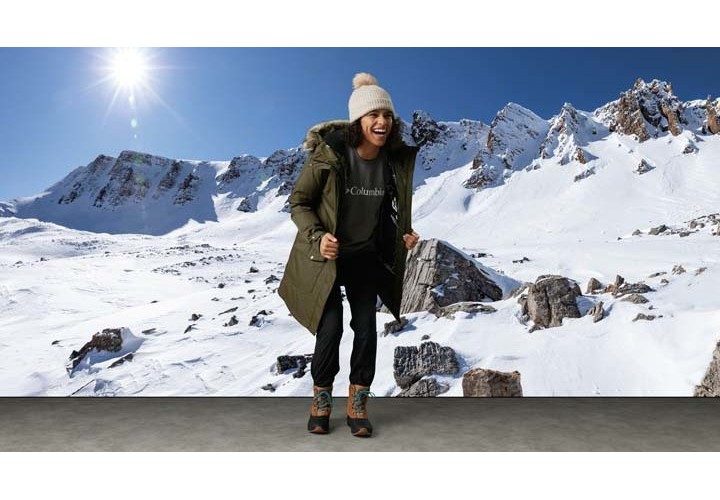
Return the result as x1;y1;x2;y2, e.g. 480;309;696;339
311;250;378;387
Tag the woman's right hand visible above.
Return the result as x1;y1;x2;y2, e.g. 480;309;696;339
320;233;339;260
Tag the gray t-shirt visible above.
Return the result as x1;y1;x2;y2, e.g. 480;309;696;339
337;145;387;257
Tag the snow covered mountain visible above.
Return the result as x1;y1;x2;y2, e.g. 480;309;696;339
2;78;720;397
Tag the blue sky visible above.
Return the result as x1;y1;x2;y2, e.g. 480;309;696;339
1;47;719;200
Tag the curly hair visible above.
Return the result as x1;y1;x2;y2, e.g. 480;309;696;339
346;114;404;150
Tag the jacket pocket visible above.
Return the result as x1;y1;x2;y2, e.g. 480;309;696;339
308;232;327;262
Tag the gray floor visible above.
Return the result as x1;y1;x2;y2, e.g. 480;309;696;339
1;397;718;451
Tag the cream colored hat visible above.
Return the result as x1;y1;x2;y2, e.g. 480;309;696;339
348;72;396;123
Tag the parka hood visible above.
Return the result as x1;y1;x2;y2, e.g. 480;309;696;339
303;119;417;155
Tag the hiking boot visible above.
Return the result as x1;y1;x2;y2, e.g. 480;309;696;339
346;383;374;437
308;384;334;434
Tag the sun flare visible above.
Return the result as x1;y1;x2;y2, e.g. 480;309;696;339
110;48;148;91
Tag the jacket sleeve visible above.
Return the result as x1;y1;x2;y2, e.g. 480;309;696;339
289;156;328;244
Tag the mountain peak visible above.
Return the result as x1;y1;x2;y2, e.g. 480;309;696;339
594;77;684;141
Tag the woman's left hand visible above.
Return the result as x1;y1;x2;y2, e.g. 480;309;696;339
403;230;420;250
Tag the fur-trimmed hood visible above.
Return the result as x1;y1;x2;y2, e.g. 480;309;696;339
302;119;416;155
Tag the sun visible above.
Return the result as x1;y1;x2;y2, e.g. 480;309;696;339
109;48;149;91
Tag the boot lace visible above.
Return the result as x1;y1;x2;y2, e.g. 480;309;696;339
314;390;333;412
351;389;375;416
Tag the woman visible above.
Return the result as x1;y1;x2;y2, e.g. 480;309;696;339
278;72;420;437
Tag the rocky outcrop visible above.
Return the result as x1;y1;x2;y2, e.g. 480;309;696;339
174;172;200;205
706;96;720;135
433;301;497;320
66;327;143;374
634;159;655;175
462;368;523;397
276;354;313;375
396;377;450;397
464;103;547;190
411;110;444;147
574;167;595;182
217;155;263;185
586;277;603;294
586;301;605;323
393;341;459;389
694;341;720;397
539;103;596;166
594;79;686;142
392;239;504;316
520;275;582;331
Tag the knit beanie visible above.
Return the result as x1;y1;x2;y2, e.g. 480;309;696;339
348;72;396;123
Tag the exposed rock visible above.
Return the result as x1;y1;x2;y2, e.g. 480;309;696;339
509;282;531;298
694;341;720;397
632;313;656;322
695;267;707;276
411;110;444;147
634;159;655;175
391;239;504;317
632;229;642;236
462;368;523;397
512;256;530;264
523;275;582;330
184;324;195;333
649;224;668;235
660;278;669;286
396;377;450;397
706;96;720;135
250;310;272;327
596;79;685;142
672;264;686;275
586;277;602;294
219;307;238;315
174;172;200;205
393;341;459;389
660;101;682;136
648;271;667;278
607;84;651;141
586;301;605;322
66;327;140;374
236;198;252;212
574;147;587;164
621;293;649;304
276;354;312;374
223;315;238;327
434;301;496;320
154;160;182;197
383;317;409;336
249;266;259;273
261;383;276;392
615;282;654;297
190;313;202;321
574;167;596;182
264;274;280;284
109;353;134;368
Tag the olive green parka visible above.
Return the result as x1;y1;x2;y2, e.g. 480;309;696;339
278;120;419;335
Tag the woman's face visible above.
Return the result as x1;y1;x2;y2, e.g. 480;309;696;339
359;108;394;149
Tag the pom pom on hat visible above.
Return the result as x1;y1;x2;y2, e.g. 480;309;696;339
352;72;379;90
348;72;396;122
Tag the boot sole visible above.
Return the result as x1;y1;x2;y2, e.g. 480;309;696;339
308;415;331;434
346;416;372;437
